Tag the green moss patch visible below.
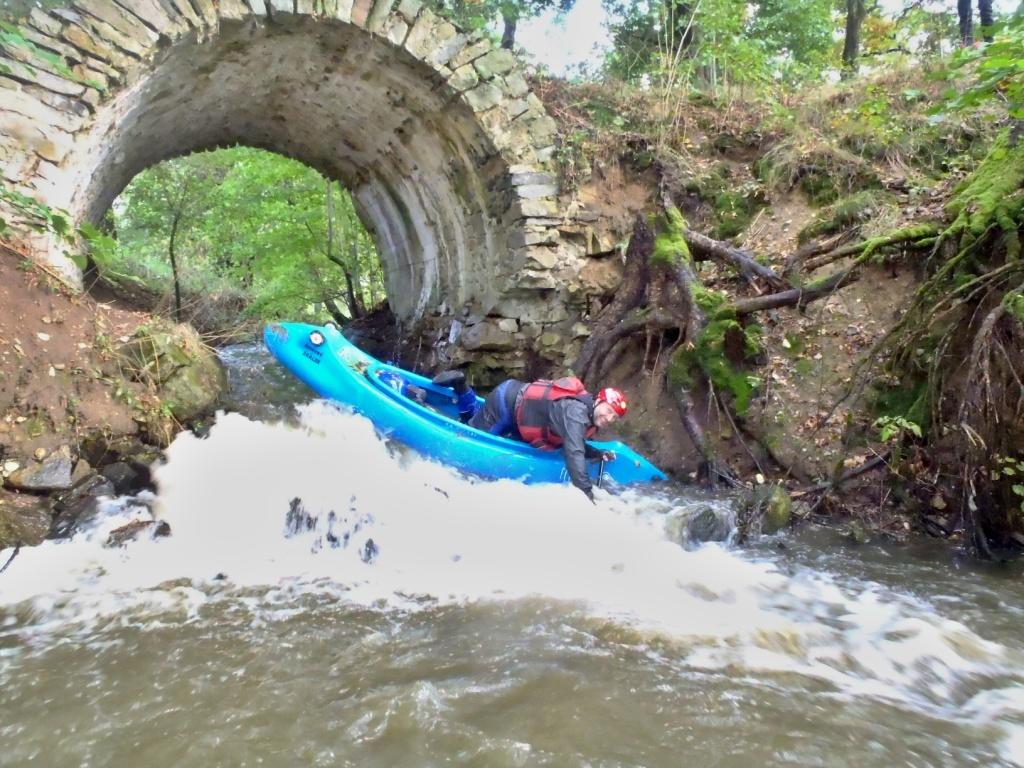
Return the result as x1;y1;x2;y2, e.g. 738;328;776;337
669;304;764;416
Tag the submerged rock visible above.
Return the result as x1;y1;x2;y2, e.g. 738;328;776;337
50;475;116;539
666;503;735;549
105;519;171;548
736;484;793;541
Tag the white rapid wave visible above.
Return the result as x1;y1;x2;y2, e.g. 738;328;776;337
1;402;1022;763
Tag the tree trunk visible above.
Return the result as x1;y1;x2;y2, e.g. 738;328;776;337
168;209;183;324
501;11;517;50
325;179;335;266
842;0;866;77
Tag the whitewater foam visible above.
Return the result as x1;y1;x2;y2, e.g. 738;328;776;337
1;403;1022;762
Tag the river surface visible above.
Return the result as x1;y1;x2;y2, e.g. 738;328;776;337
2;342;1023;767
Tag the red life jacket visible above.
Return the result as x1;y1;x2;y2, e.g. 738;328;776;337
515;377;596;449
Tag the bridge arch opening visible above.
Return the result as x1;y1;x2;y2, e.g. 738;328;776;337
9;9;558;320
100;146;388;334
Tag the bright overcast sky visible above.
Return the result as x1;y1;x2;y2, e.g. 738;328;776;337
517;0;1022;78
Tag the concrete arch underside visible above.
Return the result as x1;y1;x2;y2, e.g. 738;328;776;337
0;0;570;324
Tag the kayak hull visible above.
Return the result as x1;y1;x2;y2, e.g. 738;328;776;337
263;322;667;487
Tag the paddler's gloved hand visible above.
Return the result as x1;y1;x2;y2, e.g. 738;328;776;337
601;451;616;462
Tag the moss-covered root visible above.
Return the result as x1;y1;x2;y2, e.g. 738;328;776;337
946;128;1024;258
803;223;939;272
650;206;693;268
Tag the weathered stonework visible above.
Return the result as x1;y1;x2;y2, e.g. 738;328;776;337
0;0;625;372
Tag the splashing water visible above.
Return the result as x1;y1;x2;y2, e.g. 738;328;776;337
2;402;1023;766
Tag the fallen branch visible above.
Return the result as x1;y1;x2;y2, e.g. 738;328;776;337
794;452;891;496
685;229;788;290
0;545;19;574
730;264;859;316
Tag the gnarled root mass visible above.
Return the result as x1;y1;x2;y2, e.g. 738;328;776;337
578;130;1023;551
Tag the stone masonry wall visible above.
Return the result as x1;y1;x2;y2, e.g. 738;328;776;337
0;0;622;373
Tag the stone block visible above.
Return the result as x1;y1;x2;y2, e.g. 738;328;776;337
515;183;558;200
503;98;531;120
447;64;479;93
460;319;517;351
473;48;515;79
493;297;568;324
513;198;559;219
396;0;422;23
162;0;205;27
518;245;558;270
513;269;557;290
528;115;558;147
508;227;559;249
50;13;133;67
7;445;74;491
579;257;622;295
427;32;467;68
76;10;150;57
29;8;64;36
383;16;409;46
334;0;354;22
242;0;269;15
538;331;563;349
2;88;81;133
268;0;292;13
350;0;373;25
0;51;86;98
122;0;183;33
296;0;316;13
449;38;490;70
190;0;219;27
404;10;456;61
511;170;555;187
497;318;519;333
366;0;395;32
462;82;502;112
502;70;530;98
76;0;145;41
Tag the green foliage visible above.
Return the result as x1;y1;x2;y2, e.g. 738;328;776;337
0;184;115;272
106;148;385;327
1007;287;1024;324
937;14;1024;118
873;415;922;443
992;455;1024;516
869;376;929;430
603;0;836;90
0;185;72;240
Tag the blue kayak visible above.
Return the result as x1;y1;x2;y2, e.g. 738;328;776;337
263;322;667;487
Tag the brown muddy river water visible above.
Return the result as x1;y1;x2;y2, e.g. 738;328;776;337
1;344;1022;767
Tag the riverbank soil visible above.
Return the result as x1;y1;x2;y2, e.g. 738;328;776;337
529;72;1020;550
0;244;225;550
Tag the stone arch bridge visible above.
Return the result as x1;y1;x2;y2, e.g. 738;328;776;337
1;0;622;375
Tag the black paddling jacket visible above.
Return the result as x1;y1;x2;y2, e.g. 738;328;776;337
523;394;604;495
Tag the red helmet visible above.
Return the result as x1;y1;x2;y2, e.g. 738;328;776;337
596;387;628;416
